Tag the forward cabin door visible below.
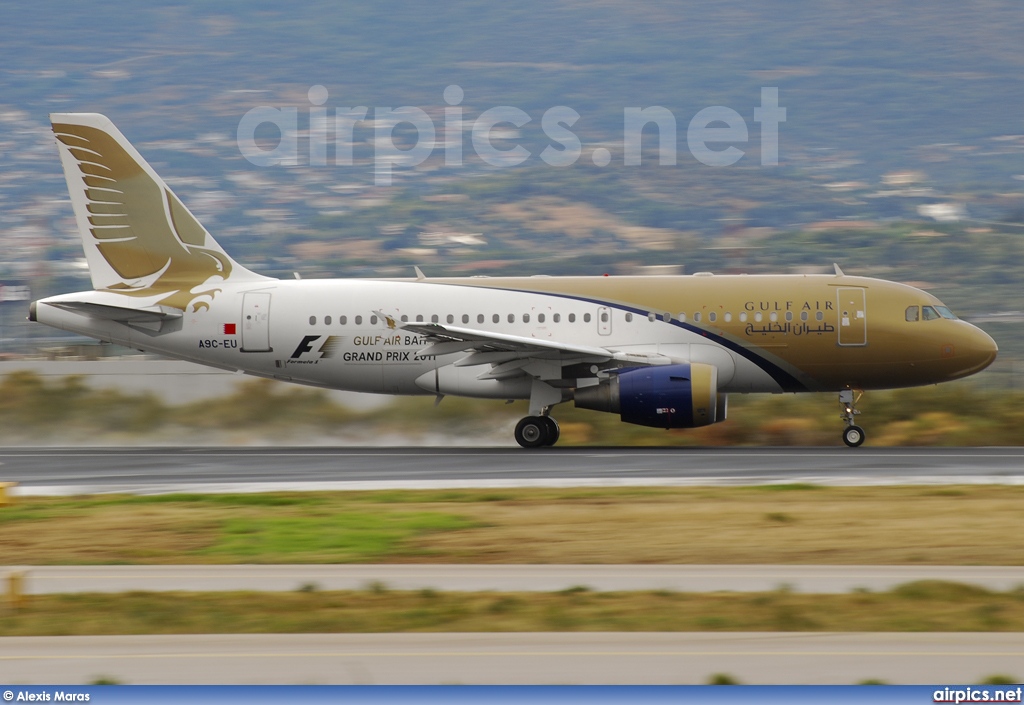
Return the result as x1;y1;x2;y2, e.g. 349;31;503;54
241;292;273;352
836;287;867;346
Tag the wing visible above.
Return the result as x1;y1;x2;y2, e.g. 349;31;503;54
395;318;672;382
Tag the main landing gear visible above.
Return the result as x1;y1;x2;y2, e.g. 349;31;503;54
514;415;560;448
839;389;865;447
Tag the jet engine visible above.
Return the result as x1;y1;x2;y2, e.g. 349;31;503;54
574;362;726;429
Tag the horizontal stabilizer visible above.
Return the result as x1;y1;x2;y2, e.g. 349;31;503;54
48;300;183;323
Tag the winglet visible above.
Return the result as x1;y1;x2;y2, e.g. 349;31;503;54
414;265;426;281
833;263;845;277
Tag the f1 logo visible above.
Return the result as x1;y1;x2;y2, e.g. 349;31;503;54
291;335;320;359
290;335;343;359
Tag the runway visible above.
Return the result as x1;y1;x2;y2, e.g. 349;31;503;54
8;564;1024;595
3;448;1022;686
2;447;1023;495
2;632;1022;685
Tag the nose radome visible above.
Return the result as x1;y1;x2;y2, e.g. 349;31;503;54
961;324;998;374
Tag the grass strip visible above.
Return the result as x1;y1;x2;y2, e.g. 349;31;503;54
2;581;1024;636
3;486;1024;565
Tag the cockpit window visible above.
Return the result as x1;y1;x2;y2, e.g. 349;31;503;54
905;306;919;322
935;306;957;320
921;305;941;321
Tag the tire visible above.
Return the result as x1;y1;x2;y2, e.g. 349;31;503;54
541;416;560;447
515;416;548;448
842;425;865;448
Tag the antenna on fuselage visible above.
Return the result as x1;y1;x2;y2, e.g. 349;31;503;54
414;265;426;281
833;263;845;277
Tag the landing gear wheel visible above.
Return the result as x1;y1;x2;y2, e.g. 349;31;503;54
842;425;865;448
838;389;865;448
541;416;560;447
515;416;549;448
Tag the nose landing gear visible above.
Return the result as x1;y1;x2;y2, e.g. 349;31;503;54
514;415;560;448
839;389;865;447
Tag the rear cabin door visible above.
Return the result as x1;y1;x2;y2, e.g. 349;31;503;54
836;287;867;346
241;292;273;352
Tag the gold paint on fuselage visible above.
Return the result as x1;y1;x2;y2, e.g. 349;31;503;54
429;274;998;392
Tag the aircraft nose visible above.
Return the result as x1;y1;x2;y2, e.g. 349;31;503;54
958;324;998;375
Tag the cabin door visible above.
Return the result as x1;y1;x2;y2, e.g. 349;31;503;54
836;287;867;346
241;292;273;352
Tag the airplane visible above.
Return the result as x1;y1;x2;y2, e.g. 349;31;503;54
30;113;998;448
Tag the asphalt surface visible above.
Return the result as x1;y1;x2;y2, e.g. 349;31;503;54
1;447;1023;495
2;633;1022;685
8;564;1024;595
3;446;1021;686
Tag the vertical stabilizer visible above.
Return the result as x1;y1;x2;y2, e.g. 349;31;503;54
51;113;269;312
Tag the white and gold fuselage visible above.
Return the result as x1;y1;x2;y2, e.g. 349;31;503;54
30;112;998;447
34;272;997;397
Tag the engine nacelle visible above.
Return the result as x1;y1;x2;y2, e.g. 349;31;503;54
574;363;726;429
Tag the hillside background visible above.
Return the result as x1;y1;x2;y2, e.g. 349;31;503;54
0;1;1021;442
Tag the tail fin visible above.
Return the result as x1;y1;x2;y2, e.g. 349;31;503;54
51;113;269;312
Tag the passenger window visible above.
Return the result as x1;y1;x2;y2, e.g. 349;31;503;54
538;313;545;323
648;312;656;322
340;315;348;325
583;313;592;323
694;312;702;322
493;314;500;324
416;315;424;323
477;314;484;324
922;306;941;321
523;313;530;323
370;315;378;325
553;313;560;323
769;312;778;322
740;312;747;322
400;315;408;323
324;315;332;325
905;306;920;322
431;314;439;323
446;314;454;324
800;311;808;322
309;316;316;325
600;312;608;323
508;313;515;323
708;312;717;323
355;315;363;325
724;313;732;323
678;313;686;323
568;313;576;323
815;311;824;321
462;314;469;324
625;313;633;322
755;312;763;322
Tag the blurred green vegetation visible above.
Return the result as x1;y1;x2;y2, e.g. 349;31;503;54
4;486;1024;565
0;371;1020;446
201;511;480;563
4;581;1024;636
